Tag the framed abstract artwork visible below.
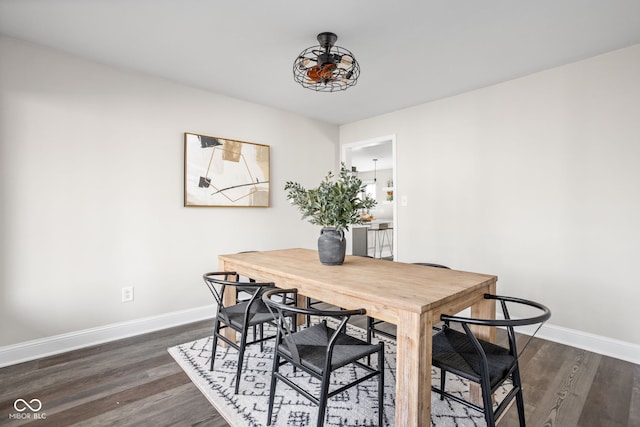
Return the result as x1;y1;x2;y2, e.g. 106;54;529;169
184;132;270;207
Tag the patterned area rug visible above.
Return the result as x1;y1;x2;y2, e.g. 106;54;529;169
168;324;506;426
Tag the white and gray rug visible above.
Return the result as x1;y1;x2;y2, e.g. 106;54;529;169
168;324;507;426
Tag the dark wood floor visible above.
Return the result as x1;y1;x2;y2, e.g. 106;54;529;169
1;318;638;426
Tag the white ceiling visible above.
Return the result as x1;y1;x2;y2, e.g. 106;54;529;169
350;141;394;173
1;1;639;125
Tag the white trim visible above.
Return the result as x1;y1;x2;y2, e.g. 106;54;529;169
452;308;640;365
1;308;638;368
0;304;215;368
341;134;398;259
527;323;640;365
491;315;640;365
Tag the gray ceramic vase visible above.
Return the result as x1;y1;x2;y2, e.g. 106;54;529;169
317;227;346;265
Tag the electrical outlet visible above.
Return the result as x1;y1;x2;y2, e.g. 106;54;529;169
121;286;134;302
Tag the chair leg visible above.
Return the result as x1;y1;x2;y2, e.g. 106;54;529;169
440;369;446;400
266;354;280;426
378;343;385;427
481;378;496;427
260;324;265;352
317;370;332;427
234;331;248;394
515;388;526;427
367;317;373;365
210;318;221;371
513;367;526;426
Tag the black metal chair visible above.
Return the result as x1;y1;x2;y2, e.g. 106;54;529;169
305;255;378;326
235;251;296;307
202;272;296;394
431;294;551;427
262;288;385;427
367;262;451;342
235;251;258;302
305;296;325;327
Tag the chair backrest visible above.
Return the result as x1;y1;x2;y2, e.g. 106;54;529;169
442;294;550;328
203;271;275;311
441;294;551;371
262;288;366;365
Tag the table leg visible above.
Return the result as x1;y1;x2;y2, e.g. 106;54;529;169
395;310;432;427
299;296;310;326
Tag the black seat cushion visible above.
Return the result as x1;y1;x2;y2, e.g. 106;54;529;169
219;300;274;330
279;323;380;375
432;328;515;388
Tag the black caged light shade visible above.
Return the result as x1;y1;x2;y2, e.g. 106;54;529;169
293;32;360;92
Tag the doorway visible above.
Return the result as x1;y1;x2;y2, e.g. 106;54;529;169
342;135;397;260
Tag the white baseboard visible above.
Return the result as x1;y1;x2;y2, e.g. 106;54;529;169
466;308;640;366
534;323;640;365
0;304;215;368
1;307;638;368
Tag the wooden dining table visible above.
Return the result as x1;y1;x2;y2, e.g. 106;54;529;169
218;248;497;427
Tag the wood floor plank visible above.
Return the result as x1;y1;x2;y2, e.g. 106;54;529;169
1;320;215;427
538;346;601;426
1;318;638;426
3;352;164;401
17;372;189;426
0;324;212;402
481;338;601;426
629;364;640;427
67;382;225;427
125;383;225;427
0;358;180;423
577;355;636;427
13;359;182;422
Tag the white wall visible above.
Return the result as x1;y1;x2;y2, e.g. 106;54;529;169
0;36;338;347
3;34;639;363
341;44;640;347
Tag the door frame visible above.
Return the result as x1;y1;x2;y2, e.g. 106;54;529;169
341;134;397;260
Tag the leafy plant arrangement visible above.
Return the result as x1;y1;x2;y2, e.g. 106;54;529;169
284;164;377;232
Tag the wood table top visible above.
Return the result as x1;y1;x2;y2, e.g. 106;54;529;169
219;248;497;317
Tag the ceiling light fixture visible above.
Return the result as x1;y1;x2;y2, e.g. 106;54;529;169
293;32;360;92
373;158;378;182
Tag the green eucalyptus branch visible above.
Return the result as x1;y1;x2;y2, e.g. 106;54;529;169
284;164;377;232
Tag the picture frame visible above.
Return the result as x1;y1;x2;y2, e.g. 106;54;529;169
184;132;270;207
